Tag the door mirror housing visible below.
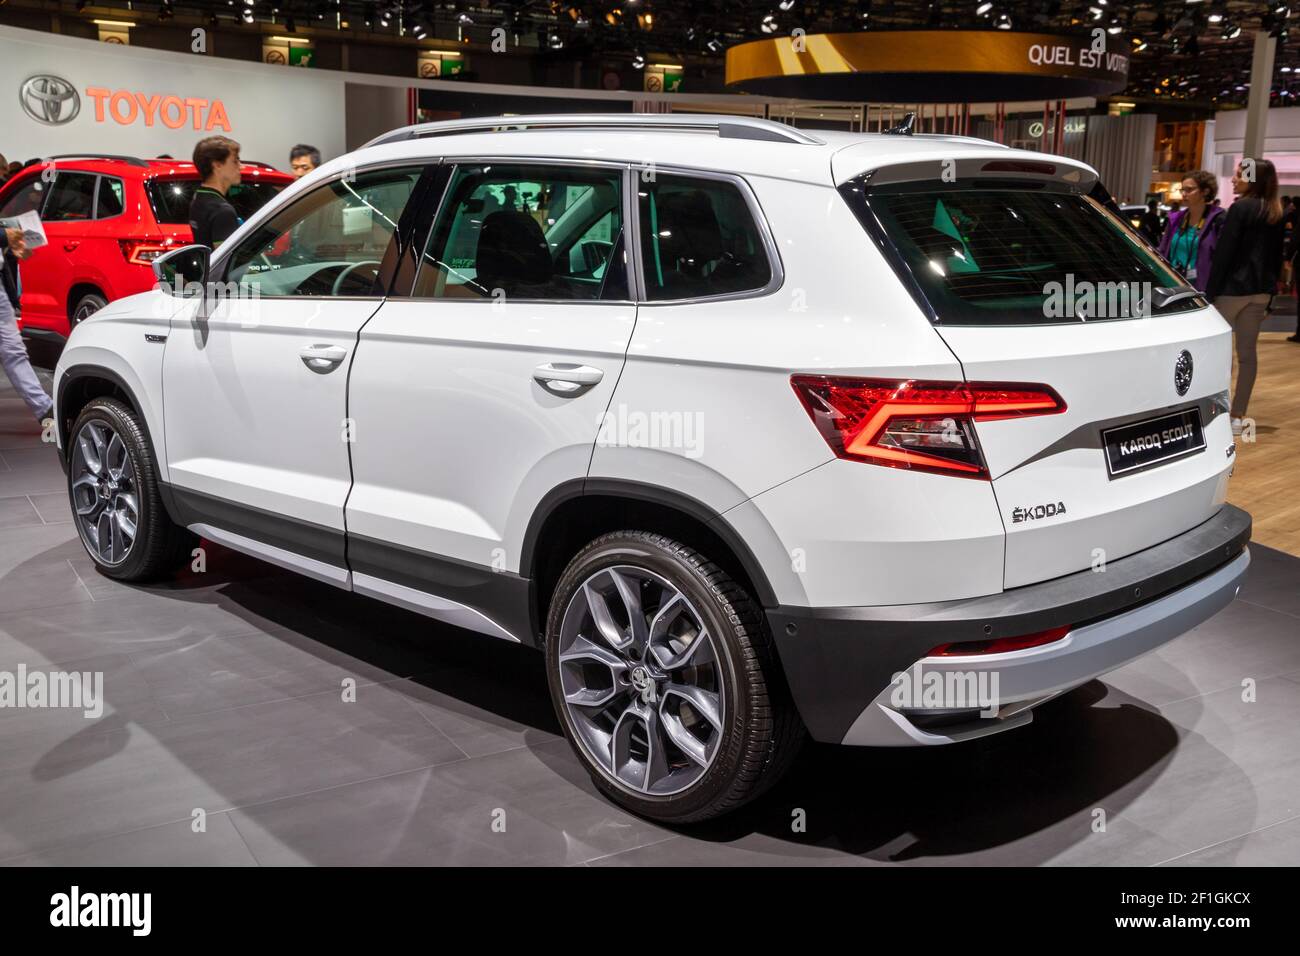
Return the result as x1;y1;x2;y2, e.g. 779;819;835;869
153;244;210;296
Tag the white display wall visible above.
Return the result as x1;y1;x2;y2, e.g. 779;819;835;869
0;24;348;167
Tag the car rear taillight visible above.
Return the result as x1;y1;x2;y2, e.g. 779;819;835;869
119;239;176;265
790;376;1066;479
926;625;1071;657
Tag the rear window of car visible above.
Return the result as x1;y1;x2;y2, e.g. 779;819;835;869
146;178;285;225
638;174;773;301
843;180;1201;325
43;172;98;221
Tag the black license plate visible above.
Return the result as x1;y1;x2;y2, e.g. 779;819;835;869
1103;408;1206;478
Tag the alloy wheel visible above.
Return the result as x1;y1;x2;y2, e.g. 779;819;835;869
70;420;139;566
557;565;726;796
73;296;105;326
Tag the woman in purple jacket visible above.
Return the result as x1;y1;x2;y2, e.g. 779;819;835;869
1157;170;1225;292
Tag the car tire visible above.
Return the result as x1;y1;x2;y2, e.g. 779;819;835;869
71;292;107;327
545;531;804;823
67;397;195;581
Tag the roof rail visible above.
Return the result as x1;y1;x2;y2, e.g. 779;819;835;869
26;153;149;168
362;113;824;149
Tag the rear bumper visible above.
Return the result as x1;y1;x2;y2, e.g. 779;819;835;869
768;503;1251;744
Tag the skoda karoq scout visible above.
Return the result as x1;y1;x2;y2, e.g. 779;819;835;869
53;115;1250;822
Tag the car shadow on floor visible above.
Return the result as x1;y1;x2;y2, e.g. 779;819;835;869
668;682;1186;860
22;539;1198;863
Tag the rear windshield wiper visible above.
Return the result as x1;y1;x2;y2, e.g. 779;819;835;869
1150;286;1202;312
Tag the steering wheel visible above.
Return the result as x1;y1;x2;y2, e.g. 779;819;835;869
331;260;382;296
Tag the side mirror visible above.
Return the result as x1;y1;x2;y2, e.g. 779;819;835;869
152;244;210;295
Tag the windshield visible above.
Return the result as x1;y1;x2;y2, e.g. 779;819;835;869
842;179;1202;326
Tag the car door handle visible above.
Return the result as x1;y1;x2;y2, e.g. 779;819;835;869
63;241;80;253
533;363;604;394
300;344;348;373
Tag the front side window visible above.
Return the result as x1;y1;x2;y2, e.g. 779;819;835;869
638;174;773;301
42;172;98;221
225;166;422;297
0;177;47;219
414;163;626;301
852;181;1199;325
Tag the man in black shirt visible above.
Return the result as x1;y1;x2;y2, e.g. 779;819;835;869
189;136;243;249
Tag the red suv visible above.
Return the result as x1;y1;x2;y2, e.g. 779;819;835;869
0;153;292;350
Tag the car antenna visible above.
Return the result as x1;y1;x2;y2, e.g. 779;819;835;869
883;112;916;136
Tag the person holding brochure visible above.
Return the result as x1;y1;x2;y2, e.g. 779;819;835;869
0;224;53;423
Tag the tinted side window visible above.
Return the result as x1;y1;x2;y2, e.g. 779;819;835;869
225;166;421;297
638;175;772;301
0;177;47;219
145;178;286;224
414;163;626;301
43;172;98;221
96;176;125;218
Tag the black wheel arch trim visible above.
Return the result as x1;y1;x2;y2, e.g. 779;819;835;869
521;477;780;610
56;364;158;478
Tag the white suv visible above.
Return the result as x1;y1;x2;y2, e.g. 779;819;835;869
53;114;1251;822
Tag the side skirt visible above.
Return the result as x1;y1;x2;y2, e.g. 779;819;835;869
164;484;532;645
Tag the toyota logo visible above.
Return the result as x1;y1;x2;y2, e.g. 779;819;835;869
1174;349;1194;396
19;74;80;126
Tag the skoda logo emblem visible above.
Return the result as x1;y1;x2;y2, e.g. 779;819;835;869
19;74;80;126
630;665;657;705
1174;349;1193;396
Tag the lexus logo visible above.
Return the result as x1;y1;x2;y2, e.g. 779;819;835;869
1174;349;1194;396
19;74;80;126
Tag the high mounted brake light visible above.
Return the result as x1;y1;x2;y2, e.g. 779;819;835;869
980;160;1057;176
790;376;1066;479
